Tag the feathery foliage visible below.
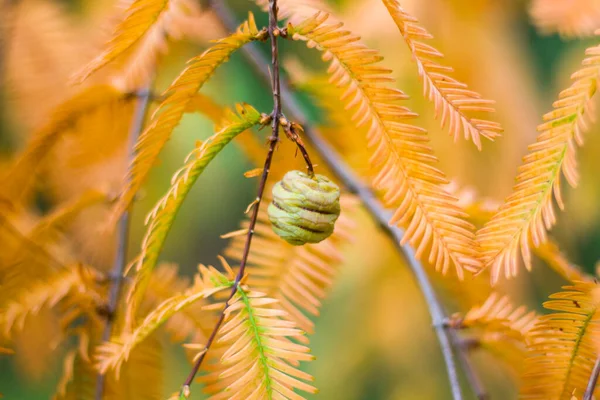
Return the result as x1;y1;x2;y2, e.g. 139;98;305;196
28;190;108;242
454;293;537;375
1;85;129;205
143;263;216;343
5;1;600;399
200;288;317;400
4;0;89;128
75;0;170;82
381;0;503;149
111;0;205;91
53;351;96;400
520;282;600;399
477;41;600;284
460;293;538;334
0;217;70;315
1;264;101;337
288;12;480;278
103;332;164;400
125;104;262;326
291;72;372;176
111;15;265;220
96;264;232;376
56;329;164;399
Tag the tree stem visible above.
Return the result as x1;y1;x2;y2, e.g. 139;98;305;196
450;329;488;400
584;357;600;400
94;87;153;400
178;1;282;396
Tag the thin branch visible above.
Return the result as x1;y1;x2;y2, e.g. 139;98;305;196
94;85;153;400
584;357;600;400
281;119;314;176
178;1;282;396
208;2;486;399
450;330;489;400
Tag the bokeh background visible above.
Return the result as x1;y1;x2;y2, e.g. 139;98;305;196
1;0;600;398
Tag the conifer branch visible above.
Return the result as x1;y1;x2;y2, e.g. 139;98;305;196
450;330;489;400
209;2;488;399
584;358;600;400
94;84;153;400
178;1;283;396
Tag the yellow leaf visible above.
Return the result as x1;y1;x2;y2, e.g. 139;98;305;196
382;0;502;149
74;0;170;82
96;265;232;376
124;104;261;327
477;42;600;284
521;282;600;399
288;12;480;278
111;15;264;220
200;288;316;399
1;85;128;206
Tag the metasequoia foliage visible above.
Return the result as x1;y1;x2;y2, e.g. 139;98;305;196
290;72;372;175
92;0;206;92
4;0;600;399
1;85;132;205
26;191;108;243
199;289;316;399
478;41;600;284
96;264;232;376
53;337;163;400
4;0;90;128
521;282;600;399
53;350;95;400
453;293;538;374
74;0;171;82
110;15;266;220
1;264;102;337
288;12;481;278
381;0;503;149
124;104;262;326
142;263;217;344
0;191;108;308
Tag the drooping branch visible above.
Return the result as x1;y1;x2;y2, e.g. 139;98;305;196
178;1;283;396
208;2;489;399
584;357;600;400
94;85;153;400
450;330;489;400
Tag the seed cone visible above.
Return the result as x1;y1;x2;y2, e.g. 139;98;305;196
268;170;341;245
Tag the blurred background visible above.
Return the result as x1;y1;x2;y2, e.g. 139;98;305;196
1;0;600;398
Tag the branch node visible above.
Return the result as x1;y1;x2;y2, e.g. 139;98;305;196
183;385;191;398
